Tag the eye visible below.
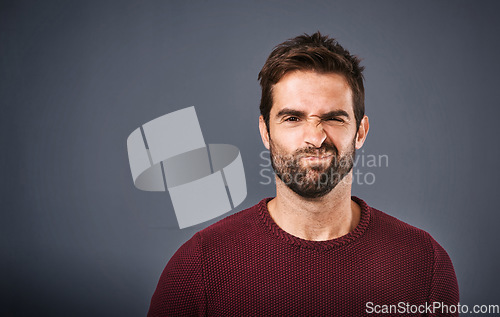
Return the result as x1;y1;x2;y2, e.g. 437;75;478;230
284;116;300;122
327;117;344;123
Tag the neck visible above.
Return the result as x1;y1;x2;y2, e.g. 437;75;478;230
267;172;361;241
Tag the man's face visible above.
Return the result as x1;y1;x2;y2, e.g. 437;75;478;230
259;71;367;198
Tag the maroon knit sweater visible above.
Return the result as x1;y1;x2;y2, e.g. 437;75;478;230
148;197;459;316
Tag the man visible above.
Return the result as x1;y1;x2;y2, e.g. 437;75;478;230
148;32;459;316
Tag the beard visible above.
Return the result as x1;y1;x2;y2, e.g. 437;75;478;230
269;137;356;199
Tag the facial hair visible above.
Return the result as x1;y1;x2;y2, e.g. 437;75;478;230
269;137;356;198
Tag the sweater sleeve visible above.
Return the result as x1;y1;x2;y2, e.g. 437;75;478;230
428;236;459;317
147;232;206;317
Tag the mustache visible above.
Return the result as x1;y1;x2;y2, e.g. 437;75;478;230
294;143;338;157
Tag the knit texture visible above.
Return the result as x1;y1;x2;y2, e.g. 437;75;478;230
148;197;459;316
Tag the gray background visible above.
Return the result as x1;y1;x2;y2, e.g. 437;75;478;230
2;0;499;316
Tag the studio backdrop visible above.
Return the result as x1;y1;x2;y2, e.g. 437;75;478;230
2;0;500;316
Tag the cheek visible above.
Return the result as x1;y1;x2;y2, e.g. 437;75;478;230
324;128;356;149
271;128;303;149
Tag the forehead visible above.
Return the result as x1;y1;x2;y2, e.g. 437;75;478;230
271;71;353;116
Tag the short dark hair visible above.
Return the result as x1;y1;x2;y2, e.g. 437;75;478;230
258;32;365;131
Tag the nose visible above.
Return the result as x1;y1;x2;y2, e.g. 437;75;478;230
303;119;327;148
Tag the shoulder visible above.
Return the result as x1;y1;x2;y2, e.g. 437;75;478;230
361;199;459;306
147;202;266;316
368;204;433;243
196;198;268;242
360;199;450;260
365;202;456;279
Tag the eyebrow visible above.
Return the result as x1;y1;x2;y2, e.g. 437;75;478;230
275;108;307;119
275;108;350;120
318;110;350;121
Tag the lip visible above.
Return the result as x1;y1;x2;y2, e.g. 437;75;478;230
302;154;333;160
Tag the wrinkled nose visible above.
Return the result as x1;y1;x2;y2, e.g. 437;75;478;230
303;120;327;148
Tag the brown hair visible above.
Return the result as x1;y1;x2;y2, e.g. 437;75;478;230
258;32;365;131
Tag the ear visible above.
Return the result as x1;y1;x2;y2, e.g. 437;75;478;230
259;116;270;150
355;115;369;150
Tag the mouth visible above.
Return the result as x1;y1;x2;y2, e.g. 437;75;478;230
301;154;333;161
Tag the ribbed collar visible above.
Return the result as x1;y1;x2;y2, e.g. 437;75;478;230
257;196;371;251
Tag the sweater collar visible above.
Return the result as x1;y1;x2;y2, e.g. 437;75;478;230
257;196;371;250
